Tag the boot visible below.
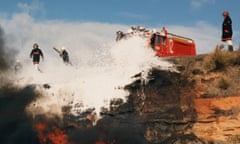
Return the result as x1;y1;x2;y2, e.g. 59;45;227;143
228;45;233;52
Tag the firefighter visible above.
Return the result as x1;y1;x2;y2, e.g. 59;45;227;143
150;33;156;49
116;31;124;41
150;29;157;49
60;46;70;64
222;11;233;51
160;27;167;45
160;27;167;36
30;43;44;72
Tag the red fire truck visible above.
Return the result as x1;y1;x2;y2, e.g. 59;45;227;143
116;26;196;57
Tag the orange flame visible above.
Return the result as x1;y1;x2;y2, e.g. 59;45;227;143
96;140;116;144
95;141;106;144
35;122;68;144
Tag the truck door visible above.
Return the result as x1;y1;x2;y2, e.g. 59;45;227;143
155;35;167;56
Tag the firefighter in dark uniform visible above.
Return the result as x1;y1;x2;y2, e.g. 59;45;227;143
116;31;125;41
222;11;233;51
60;47;70;64
30;43;44;71
150;33;156;50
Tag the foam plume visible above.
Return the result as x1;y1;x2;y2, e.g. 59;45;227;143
22;35;173;120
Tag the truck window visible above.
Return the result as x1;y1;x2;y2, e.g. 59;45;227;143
156;35;161;44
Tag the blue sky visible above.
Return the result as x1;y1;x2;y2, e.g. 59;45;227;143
1;0;239;27
0;0;240;54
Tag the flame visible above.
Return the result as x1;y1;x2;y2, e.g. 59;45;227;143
95;140;116;144
35;122;68;144
95;141;106;144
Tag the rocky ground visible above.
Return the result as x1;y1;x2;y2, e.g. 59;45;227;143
122;48;240;144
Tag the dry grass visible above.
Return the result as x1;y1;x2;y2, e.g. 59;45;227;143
227;135;240;143
168;47;240;97
191;47;240;97
218;76;230;90
203;46;236;72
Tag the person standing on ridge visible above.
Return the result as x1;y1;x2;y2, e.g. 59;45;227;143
222;11;233;51
30;43;44;72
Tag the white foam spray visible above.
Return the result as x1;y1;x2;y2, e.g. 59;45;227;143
22;35;173;119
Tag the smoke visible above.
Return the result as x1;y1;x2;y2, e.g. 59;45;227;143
0;26;17;72
68;122;146;144
0;84;40;144
0;25;42;144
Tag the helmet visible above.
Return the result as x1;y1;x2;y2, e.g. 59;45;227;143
61;46;66;50
33;43;38;49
